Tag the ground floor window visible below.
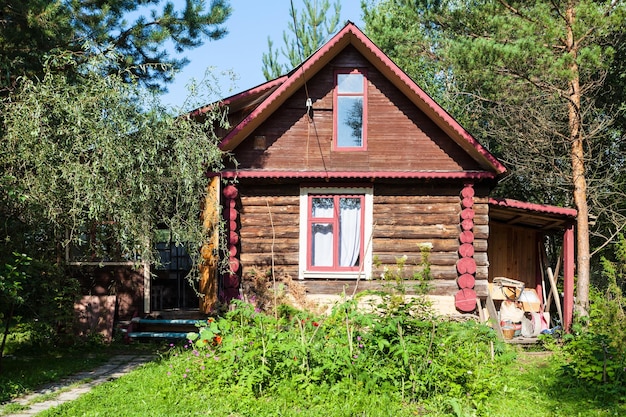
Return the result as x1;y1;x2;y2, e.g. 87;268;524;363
299;187;373;279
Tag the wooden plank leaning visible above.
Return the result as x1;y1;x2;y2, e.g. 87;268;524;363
485;292;504;341
546;266;564;328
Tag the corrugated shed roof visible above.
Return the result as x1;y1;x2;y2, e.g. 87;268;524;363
489;197;576;231
489;197;577;217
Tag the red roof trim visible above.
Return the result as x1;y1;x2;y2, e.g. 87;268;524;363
489;197;577;218
219;170;496;180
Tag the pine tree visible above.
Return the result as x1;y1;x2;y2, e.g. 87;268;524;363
364;0;626;316
262;0;341;80
0;0;232;93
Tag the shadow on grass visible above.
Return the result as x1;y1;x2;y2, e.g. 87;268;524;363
486;348;626;417
0;341;164;404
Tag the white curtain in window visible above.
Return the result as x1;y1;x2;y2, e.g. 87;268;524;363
312;224;333;266
311;199;334;266
339;198;361;267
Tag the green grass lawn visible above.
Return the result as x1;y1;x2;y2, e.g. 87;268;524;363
26;348;625;417
2;298;625;417
0;350;109;404
484;351;626;417
8;347;617;417
0;339;161;405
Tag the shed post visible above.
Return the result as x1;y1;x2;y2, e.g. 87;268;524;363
562;223;575;332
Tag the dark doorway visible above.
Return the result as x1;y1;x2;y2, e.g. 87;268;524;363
152;232;197;311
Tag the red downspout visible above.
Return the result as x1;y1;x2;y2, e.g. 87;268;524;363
563;223;575;332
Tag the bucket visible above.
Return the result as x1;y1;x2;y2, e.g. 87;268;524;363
502;327;515;340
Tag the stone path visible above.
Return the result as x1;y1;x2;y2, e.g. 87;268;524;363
2;354;156;417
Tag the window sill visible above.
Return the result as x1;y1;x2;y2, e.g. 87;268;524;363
300;271;369;280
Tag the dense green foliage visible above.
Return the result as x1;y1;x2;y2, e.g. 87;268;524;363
2;52;227;267
2;273;625;415
0;50;227;350
0;0;231;93
184;299;507;407
362;0;449;103
17;298;624;416
37;297;513;416
0;0;233;349
262;0;342;80
364;0;625;204
1;253;79;371
559;235;626;390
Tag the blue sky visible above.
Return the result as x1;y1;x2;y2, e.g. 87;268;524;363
160;1;365;110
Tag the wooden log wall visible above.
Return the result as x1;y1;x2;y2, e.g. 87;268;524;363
454;183;480;312
236;182;491;302
238;185;301;280
222;184;241;302
371;186;489;283
301;279;489;298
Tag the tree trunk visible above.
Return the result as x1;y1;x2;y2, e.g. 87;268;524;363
0;302;15;375
566;4;590;316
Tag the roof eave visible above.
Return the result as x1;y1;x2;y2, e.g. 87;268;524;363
189;76;288;119
489;197;577;218
218;170;497;181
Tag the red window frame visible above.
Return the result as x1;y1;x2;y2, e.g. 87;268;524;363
307;194;365;271
333;68;367;151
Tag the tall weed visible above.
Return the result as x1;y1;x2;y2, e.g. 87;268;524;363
181;297;510;413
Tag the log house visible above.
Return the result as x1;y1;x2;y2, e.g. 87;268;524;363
185;22;577;330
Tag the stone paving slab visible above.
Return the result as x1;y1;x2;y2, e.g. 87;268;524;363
2;354;156;417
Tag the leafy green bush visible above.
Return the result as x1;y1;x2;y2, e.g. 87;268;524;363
180;297;511;414
1;253;80;360
559;234;626;392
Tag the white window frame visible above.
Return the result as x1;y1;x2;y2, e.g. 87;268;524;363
299;186;373;280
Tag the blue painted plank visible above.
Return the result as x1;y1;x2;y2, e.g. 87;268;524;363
127;332;193;339
130;318;204;325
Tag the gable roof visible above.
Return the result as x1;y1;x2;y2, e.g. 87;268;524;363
207;21;506;175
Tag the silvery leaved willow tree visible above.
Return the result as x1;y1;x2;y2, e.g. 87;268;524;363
1;51;228;272
364;0;626;317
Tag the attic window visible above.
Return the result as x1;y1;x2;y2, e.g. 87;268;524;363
334;69;366;150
